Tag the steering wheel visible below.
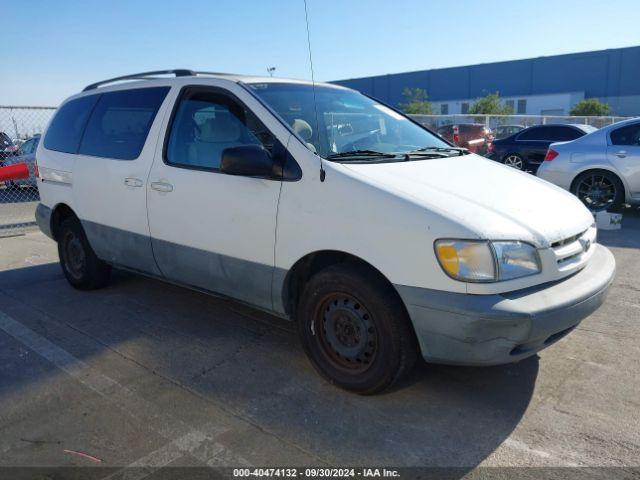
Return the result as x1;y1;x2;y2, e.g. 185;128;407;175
340;128;382;152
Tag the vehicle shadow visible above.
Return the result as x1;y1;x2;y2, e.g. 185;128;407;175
0;262;538;470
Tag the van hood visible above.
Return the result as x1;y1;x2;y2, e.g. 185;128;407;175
340;154;594;247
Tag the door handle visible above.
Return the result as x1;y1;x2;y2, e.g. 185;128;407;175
150;181;173;193
124;177;143;188
615;151;627;158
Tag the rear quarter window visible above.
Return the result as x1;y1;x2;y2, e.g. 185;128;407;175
79;87;170;160
44;95;99;153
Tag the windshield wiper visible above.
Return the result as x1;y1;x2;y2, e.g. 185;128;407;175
325;150;398;162
326;150;398;160
410;146;469;156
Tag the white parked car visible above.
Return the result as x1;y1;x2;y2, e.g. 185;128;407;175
35;70;615;393
537;118;640;210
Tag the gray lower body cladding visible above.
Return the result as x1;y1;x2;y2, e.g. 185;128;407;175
396;244;615;366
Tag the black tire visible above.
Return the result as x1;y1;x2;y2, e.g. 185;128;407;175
502;153;526;170
57;216;111;290
571;170;625;211
296;263;418;394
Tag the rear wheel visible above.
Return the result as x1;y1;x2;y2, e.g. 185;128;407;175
58;217;111;290
296;263;417;394
502;153;525;170
571;170;624;211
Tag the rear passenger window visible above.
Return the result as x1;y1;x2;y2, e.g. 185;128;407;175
44;95;99;153
517;127;546;141
79;87;169;160
166;88;274;170
546;127;582;141
610;123;640;146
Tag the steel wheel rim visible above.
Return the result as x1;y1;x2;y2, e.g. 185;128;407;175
315;293;378;374
63;231;86;280
504;155;523;170
577;174;616;211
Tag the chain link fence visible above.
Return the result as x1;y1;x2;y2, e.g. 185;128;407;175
0;106;55;236
409;114;632;136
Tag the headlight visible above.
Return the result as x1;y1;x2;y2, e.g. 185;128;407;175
435;240;540;282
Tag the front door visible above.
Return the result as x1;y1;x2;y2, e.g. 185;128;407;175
146;84;288;310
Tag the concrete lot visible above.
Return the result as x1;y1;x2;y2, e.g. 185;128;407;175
0;211;638;476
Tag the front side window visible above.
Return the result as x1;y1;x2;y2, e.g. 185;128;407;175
166;88;274;170
610;123;640;146
248;83;450;159
44;95;98;153
79;87;169;160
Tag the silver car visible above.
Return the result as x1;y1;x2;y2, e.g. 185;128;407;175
537;118;640;211
4;134;40;189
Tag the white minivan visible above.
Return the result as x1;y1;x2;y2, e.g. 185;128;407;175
35;70;615;394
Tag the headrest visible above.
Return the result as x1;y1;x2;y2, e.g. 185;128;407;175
198;114;241;143
292;118;313;141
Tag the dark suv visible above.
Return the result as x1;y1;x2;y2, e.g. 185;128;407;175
488;124;596;172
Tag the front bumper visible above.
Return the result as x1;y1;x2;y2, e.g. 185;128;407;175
396;244;615;366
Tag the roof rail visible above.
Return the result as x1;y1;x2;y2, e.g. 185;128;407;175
82;69;196;91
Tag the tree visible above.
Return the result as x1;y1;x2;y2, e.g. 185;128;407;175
570;99;610;116
468;92;513;115
399;88;433;114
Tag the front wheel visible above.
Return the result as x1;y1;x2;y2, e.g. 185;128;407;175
296;263;417;394
58;217;111;290
502;153;525;170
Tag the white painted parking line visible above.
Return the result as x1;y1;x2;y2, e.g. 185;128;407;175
0;310;251;468
103;428;234;480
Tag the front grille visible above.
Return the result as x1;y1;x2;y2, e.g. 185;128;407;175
551;227;595;268
551;229;587;248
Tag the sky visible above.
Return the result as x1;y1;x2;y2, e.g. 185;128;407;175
2;0;640;106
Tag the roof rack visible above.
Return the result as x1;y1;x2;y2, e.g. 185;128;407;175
82;69;196;91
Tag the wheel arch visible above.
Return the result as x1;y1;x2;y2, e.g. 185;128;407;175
280;250;407;319
49;203;79;241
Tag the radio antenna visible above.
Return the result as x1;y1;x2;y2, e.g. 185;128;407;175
303;0;325;182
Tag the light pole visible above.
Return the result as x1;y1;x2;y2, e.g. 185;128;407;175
267;67;276;77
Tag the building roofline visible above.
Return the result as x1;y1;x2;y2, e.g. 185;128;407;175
332;45;640;83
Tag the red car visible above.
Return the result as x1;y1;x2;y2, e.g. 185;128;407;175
436;124;494;155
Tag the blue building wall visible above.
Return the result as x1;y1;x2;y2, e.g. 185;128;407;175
332;46;640;114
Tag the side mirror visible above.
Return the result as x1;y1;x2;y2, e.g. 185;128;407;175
220;145;274;178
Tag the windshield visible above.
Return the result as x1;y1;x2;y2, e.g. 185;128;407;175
247;83;452;159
